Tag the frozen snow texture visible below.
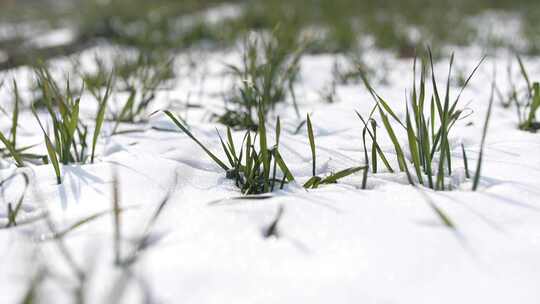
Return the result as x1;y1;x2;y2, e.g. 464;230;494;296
0;40;539;303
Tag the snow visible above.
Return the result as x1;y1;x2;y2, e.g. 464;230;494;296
1;28;540;304
27;28;76;49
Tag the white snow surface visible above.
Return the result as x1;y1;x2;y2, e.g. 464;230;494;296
0;44;539;303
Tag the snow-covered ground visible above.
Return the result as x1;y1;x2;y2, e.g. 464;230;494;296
0;37;539;303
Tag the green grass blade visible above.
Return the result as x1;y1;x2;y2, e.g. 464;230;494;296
378;107;404;171
306;114;316;176
0;131;24;167
371;120;377;173
91;84;110;163
356;111;394;173
44;134;62;184
419;115;434;188
406;108;424;185
217;129;235;168
33;108;62;184
430;202;455;228
319;166;367;184
274;150;295;182
271;117;282;191
517;54;532;97
378;107;414;185
226;127;238;162
163;110;229;171
257;104;270;192
526;82;540;125
303;176;322;189
472;75;495;191
461;143;470;179
11;80;19;147
113;90;136;133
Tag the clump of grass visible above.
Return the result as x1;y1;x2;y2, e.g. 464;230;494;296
360;51;484;190
32;67;112;183
216;30;305;130
78;51;174;134
165;103;295;195
503;55;540;132
303;114;367;189
73;51;173;125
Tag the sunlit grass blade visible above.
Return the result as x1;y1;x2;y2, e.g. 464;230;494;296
306;114;316;176
378;106;414;185
419;115;434;188
257;104;270;192
113;90;136;133
370;120;377;173
432;204;456;229
11;80;20;147
319;166;366;184
524;82;540;129
517;54;532;97
472;72;495;191
406;108;424;185
91;76;111;163
303;176;322;188
33;108;62;184
0;131;25;167
164;110;229;171
461;143;470;179
226;127;238;162
217;129;235;168
355;111;394;173
274;150;294;182
270;117;281;191
44;133;62;184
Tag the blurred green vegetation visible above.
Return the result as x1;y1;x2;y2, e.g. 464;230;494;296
0;0;539;69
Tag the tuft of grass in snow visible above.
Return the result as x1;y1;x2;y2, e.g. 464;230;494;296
166;102;295;195
508;54;540;132
106;52;175;133
76;51;174;135
359;50;484;190
30;67;113;183
215;30;305;130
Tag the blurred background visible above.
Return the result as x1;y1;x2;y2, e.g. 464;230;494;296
1;0;539;71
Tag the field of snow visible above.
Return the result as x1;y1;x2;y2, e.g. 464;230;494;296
0;38;539;303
